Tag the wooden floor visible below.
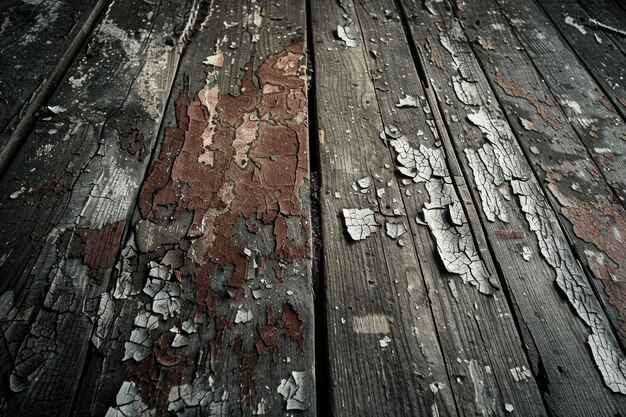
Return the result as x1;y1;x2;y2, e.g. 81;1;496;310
1;0;626;415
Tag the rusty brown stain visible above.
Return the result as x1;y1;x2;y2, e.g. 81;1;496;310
118;117;149;161
548;183;626;334
600;95;615;112
257;306;280;358
72;220;127;279
280;301;304;350
240;352;259;408
426;37;445;70
495;230;525;239
495;70;563;130
138;40;308;291
125;39;309;411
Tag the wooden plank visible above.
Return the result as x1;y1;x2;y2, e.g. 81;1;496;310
313;0;547;416
312;2;457;415
456;0;626;352
399;1;626;415
534;0;626;118
484;0;626;207
574;0;626;54
0;0;199;415
0;0;110;171
69;1;315;416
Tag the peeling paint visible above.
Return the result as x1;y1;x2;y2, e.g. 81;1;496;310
277;371;310;410
440;22;626;391
512;179;626;393
495;70;562;130
337;21;360;48
388;135;497;294
343;208;379;241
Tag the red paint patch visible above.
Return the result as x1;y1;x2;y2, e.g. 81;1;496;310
495;70;563;130
73;220;127;279
280;302;304;350
495;230;525;239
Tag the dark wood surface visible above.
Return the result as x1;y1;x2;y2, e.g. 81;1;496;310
0;0;625;416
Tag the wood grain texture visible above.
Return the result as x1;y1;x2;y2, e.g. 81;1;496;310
399;0;626;415
458;0;626;355
313;0;547;415
533;0;626;118
0;0;198;415
491;0;626;206
71;1;315;416
0;0;110;170
312;1;456;416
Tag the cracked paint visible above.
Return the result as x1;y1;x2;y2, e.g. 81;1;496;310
388;135;496;295
277;371;310;410
343;208;379;241
441;23;626;391
546;180;626;337
102;39;313;413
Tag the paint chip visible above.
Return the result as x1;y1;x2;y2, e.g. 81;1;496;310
510;366;532;381
395;94;419;108
235;305;254;323
277;371;310;410
9;187;26;199
337;22;360;48
379;335;391;348
385;222;407;239
343;208;379;241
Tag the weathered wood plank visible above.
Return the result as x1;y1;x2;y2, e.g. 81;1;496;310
399;0;626;415
312;1;458;416
70;1;315;416
534;0;626;118
457;0;626;353
313;0;548;415
0;0;199;415
351;1;552;416
485;0;626;207
574;0;626;53
0;0;110;171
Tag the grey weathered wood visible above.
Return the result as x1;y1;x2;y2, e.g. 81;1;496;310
312;1;457;416
534;0;626;118
71;1;315;416
0;0;198;415
399;0;626;415
457;0;626;352
352;1;551;416
486;0;626;209
313;0;548;416
0;0;111;172
574;0;626;53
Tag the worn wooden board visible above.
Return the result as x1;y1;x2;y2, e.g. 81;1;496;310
399;0;626;415
313;0;548;416
311;1;457;416
457;0;626;352
574;0;626;54
535;0;626;118
70;1;315;416
0;0;199;415
0;0;110;170
351;1;550;416
486;0;626;209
